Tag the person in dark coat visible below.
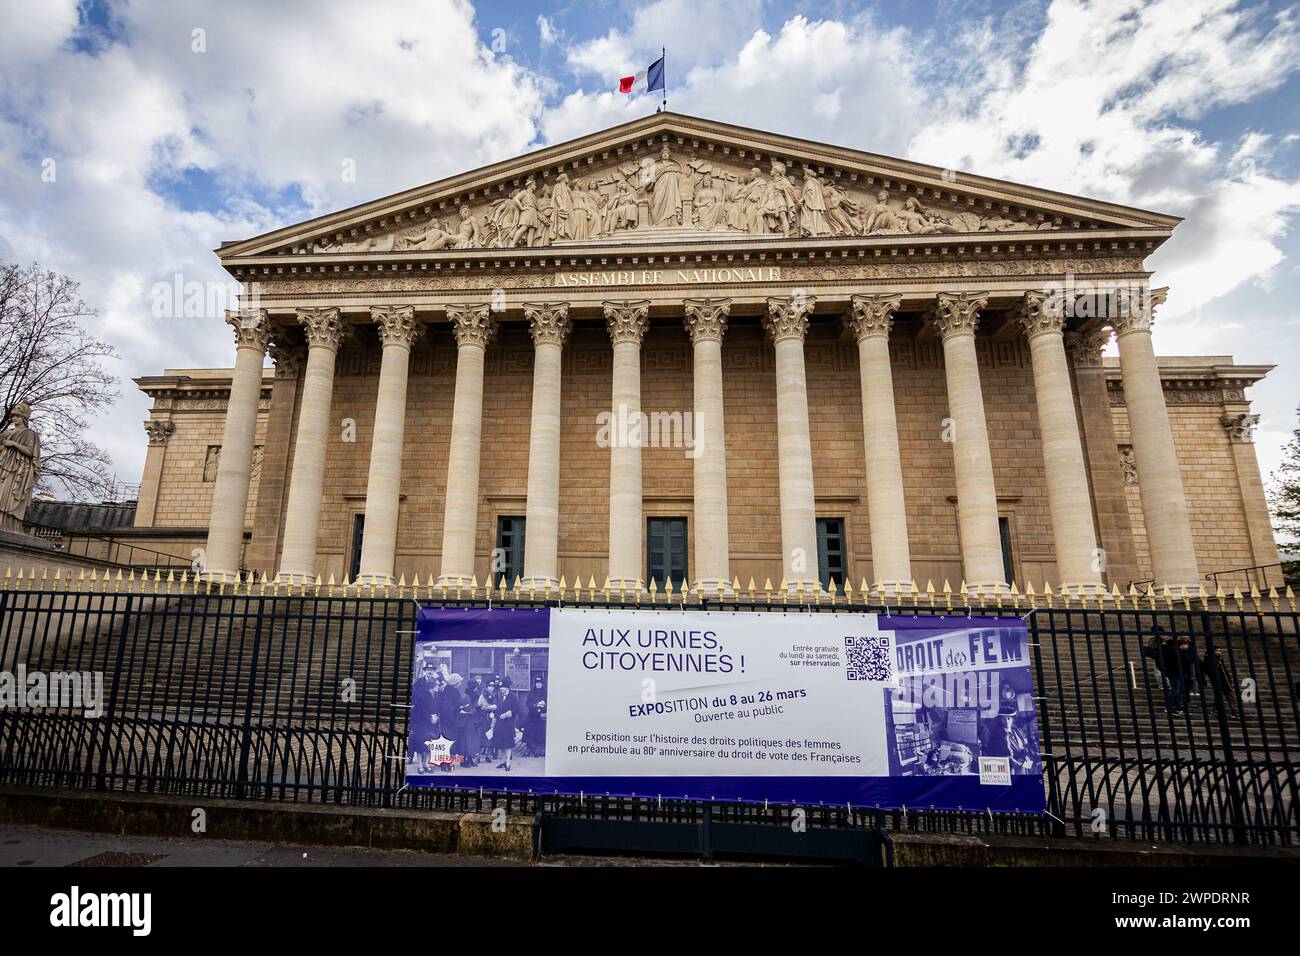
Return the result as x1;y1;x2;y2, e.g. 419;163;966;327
458;676;486;767
1155;631;1186;714
1202;643;1239;716
409;672;441;772
492;677;517;771
523;675;547;757
1176;634;1201;698
435;674;467;772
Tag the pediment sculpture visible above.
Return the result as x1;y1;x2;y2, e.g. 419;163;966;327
311;147;1060;254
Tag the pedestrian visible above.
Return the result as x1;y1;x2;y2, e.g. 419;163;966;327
1202;642;1239;716
437;674;467;772
1176;634;1201;699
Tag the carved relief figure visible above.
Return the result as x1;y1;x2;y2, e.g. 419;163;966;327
799;168;830;237
760;161;799;236
509;178;542;247
302;142;1068;252
648;146;686;226
692;174;730;231
551;173;573;240
452;206;484;248
0;401;40;531
863;189;901;233
823;179;860;235
203;446;221;482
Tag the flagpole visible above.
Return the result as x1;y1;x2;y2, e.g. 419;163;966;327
662;47;667;112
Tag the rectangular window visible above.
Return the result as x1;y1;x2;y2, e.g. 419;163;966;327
646;517;688;587
349;513;365;581
998;516;1015;587
495;516;526;587
817;517;847;591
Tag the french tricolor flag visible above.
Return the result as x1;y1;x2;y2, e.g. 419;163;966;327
618;54;665;94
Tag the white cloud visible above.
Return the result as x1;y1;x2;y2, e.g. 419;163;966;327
0;0;546;489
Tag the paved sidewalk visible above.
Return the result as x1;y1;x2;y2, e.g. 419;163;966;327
0;824;520;868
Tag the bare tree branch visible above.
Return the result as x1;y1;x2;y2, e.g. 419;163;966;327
0;261;120;500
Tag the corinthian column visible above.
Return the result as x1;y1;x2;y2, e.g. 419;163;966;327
1018;292;1103;592
277;308;350;583
846;293;912;592
1113;287;1200;589
764;295;820;592
357;305;423;585
436;303;497;589
203;309;270;579
604;300;650;590
520;302;571;593
933;292;1008;592
683;298;733;595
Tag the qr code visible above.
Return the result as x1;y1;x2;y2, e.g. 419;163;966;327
845;635;893;682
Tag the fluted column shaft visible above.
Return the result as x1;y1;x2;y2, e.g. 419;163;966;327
846;294;912;591
1113;287;1200;589
521;303;571;592
765;296;820;591
684;298;732;594
605;301;650;589
357;306;422;584
934;292;1008;592
203;309;270;579
277;309;350;582
437;304;497;588
1019;294;1103;590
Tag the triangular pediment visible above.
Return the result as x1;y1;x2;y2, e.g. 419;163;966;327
217;112;1179;262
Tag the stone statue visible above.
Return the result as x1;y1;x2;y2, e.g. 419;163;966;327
394;217;456;251
551;173;573;240
799;168;831;237
823;179;861;235
648;146;686;226
452;205;485;248
760;161;799;236
0;401;40;532
692;174;730;231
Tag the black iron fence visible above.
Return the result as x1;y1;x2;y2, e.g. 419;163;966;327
0;587;1295;849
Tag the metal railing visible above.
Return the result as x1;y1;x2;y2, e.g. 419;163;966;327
18;521;193;572
1206;563;1287;593
0;588;1295;850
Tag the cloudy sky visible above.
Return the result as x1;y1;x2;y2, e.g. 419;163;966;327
2;0;1298;506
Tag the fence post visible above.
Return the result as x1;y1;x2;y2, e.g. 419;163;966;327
92;593;133;792
1029;614;1067;837
234;595;266;800
1203;611;1249;845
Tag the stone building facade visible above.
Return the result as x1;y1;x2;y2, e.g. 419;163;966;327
132;114;1281;595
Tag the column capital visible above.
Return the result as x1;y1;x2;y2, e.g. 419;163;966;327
932;291;989;339
269;344;305;379
1223;413;1259;444
683;297;731;344
846;293;901;340
1111;285;1168;336
763;294;816;344
524;301;571;347
144;419;174;447
296;306;351;352
604;300;650;346
371;305;423;348
1064;330;1111;368
1016;291;1067;340
446;302;497;349
225;308;271;352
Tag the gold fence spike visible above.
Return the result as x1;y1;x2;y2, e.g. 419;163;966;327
732;576;742;597
747;577;757;600
843;578;854;602
1285;585;1296;612
763;578;773;602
